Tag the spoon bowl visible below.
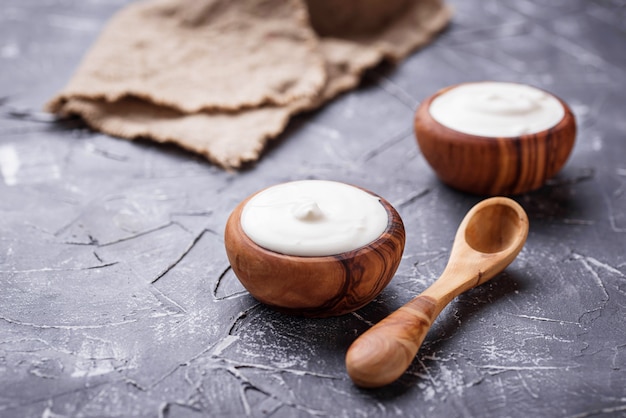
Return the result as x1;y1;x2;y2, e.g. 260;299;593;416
464;200;527;254
345;197;529;387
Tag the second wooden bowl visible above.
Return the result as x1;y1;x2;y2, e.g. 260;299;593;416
224;187;406;318
414;83;577;196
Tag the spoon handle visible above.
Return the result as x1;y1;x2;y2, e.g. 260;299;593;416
345;294;442;388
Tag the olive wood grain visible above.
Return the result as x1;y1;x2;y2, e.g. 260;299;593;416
346;197;529;387
224;187;405;318
414;83;576;196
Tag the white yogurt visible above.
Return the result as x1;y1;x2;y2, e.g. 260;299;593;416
240;180;388;256
428;82;565;137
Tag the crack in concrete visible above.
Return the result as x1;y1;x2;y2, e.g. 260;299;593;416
150;229;210;284
0;315;139;330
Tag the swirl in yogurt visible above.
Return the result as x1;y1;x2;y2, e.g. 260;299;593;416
240;180;388;257
428;82;565;137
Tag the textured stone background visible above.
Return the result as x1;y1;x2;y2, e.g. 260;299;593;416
1;0;625;417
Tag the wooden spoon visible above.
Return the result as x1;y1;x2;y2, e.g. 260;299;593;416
345;197;529;387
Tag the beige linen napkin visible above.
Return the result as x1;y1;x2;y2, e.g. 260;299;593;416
48;0;451;169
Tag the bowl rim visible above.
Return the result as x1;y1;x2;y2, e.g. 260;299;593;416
416;81;575;143
227;181;405;264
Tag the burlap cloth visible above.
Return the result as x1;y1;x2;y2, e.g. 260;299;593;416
47;0;451;169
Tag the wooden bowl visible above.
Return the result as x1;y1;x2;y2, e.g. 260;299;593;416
224;186;405;318
414;83;577;195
